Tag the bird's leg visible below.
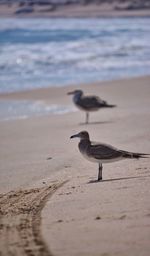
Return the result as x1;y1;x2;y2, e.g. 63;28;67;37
98;163;103;181
85;112;89;124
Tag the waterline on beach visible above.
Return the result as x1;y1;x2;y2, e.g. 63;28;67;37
0;100;77;121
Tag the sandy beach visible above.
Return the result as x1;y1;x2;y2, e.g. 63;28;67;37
0;75;150;255
0;2;150;17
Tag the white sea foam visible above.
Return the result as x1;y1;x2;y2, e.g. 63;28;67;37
0;100;77;121
0;18;150;93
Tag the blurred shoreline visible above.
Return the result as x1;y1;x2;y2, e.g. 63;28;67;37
0;1;150;18
0;75;149;121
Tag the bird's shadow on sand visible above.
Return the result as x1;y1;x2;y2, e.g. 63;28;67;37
79;120;113;126
87;174;150;184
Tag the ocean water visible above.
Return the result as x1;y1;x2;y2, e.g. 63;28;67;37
0;17;150;120
0;17;150;93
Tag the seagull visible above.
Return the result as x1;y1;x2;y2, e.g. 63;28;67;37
70;131;149;181
67;89;116;124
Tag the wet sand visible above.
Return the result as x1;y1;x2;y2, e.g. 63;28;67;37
0;75;150;255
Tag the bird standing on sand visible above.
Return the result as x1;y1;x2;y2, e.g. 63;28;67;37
70;131;149;181
67;89;116;124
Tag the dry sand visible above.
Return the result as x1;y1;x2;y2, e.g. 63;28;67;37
0;2;150;17
0;75;150;255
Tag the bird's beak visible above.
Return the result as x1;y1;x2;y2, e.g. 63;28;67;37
70;133;80;139
67;91;75;95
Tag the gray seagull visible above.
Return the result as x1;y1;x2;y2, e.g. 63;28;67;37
70;131;149;181
67;89;116;124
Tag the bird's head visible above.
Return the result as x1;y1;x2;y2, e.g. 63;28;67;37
67;89;83;96
70;131;90;140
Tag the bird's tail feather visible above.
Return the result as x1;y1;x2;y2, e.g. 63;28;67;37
102;104;116;108
122;151;150;159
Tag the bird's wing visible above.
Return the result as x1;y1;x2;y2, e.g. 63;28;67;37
79;96;107;109
87;142;122;160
